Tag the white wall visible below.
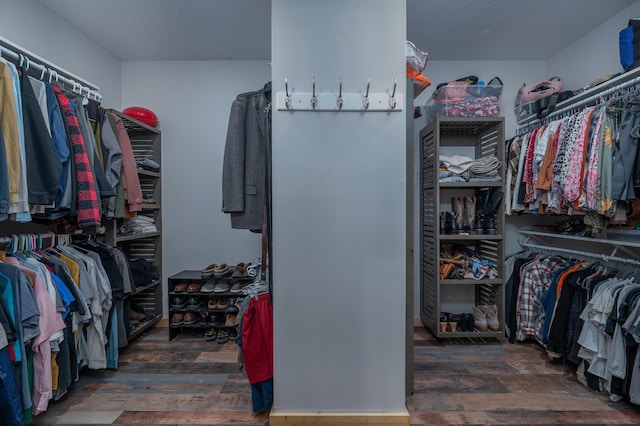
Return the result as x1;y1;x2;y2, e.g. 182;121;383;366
121;60;270;316
271;0;407;414
0;0;121;107
548;0;640;91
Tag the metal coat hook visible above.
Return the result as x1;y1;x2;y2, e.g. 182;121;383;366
389;78;397;109
311;77;318;109
363;78;370;109
337;78;344;109
284;77;292;109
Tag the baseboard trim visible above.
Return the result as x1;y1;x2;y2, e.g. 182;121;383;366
269;411;410;425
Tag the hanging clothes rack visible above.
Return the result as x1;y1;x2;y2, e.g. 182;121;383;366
519;239;640;268
516;66;640;135
0;36;102;102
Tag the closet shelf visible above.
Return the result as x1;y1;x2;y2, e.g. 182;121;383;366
437;330;503;338
129;314;162;340
138;169;160;178
130;280;161;297
439;182;503;189
439;234;503;241
141;203;160;210
115;231;161;243
519;227;640;250
441;279;502;285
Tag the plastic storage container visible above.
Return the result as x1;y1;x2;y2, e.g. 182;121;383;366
425;85;502;122
515;102;538;124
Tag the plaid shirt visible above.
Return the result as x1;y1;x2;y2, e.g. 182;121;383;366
54;86;101;228
516;255;565;342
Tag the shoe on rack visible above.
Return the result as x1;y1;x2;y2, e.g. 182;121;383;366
217;328;229;344
201;263;218;279
472;305;488;332
465;313;475;332
183;312;201;325
452;196;464;233
474;189;490;234
130;308;145;322
229;280;244;294
213;282;230;293
187;282;203;293
200;280;216;293
463;196;476;232
232;263;246;278
225;313;237;327
485;304;500;331
186;297;204;311
171;296;188;310
208;297;219;310
483;190;504;235
210;313;226;327
217;298;229;310
214;263;231;278
173;281;189;293
171;312;184;326
204;328;218;342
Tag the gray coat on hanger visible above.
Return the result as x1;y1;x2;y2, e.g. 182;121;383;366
222;90;269;232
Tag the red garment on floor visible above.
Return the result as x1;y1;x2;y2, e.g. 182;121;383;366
242;293;273;384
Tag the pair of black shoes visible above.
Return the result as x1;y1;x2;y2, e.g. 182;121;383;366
457;313;475;332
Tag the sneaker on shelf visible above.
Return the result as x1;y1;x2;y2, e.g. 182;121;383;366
200;263;218;279
232;263;246;278
204;328;218;342
171;296;187;310
217;328;229;344
209;313;226;327
170;312;184;326
217;298;229;310
186;297;204;311
200;280;216;293
213;282;230;293
183;312;201;325
213;263;231;278
208;297;219;310
229;280;244;294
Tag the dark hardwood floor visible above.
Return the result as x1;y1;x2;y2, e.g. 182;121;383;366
30;325;640;425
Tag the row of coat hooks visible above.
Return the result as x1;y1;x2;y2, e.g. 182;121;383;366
277;76;403;112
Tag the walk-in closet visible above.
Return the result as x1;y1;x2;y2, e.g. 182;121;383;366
3;1;640;425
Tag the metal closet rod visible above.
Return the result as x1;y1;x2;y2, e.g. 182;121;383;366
517;67;640;134
519;240;640;267
0;36;102;102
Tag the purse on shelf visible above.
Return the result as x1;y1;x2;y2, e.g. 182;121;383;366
466;76;503;97
517;77;563;105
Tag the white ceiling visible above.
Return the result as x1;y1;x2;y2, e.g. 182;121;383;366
39;0;637;61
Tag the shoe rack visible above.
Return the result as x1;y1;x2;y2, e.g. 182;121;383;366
167;269;252;341
102;109;163;342
419;117;505;338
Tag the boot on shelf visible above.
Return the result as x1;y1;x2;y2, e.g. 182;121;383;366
452;197;464;234
463;195;476;232
474;189;490;234
483;190;504;235
472;305;488;332
485;304;500;331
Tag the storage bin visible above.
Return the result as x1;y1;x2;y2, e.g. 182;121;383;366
515;101;538;124
425;85;502;122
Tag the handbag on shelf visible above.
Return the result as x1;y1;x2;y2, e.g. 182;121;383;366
535;90;575;119
517;77;563;105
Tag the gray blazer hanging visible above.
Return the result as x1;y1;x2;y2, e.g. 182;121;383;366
222;90;269;231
